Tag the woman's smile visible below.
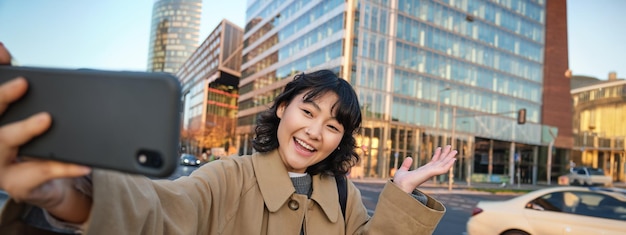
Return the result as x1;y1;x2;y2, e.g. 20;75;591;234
294;137;316;154
275;91;344;173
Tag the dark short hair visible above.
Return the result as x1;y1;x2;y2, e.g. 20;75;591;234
252;70;362;176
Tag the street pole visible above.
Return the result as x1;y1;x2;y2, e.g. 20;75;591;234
449;107;457;191
547;140;554;185
434;87;450;185
450;109;476;188
509;121;516;185
467;137;472;187
546;128;557;185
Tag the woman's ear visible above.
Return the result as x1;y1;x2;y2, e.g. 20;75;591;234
276;103;286;119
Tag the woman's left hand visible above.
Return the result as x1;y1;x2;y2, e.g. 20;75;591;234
392;145;457;193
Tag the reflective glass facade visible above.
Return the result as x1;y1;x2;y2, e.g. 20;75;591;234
351;0;547;180
148;0;202;73
237;0;346;154
239;0;567;183
356;0;544;139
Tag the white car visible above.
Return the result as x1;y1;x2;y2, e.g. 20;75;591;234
567;167;613;186
467;186;626;235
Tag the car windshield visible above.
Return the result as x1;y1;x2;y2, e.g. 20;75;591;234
588;168;605;176
182;154;196;159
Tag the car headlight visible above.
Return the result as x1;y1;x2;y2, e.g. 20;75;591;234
183;159;189;163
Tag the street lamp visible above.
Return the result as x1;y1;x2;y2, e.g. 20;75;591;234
434;86;451;185
450;109;475;190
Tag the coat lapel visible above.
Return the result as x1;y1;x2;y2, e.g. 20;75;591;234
252;150;342;223
253;150;295;212
311;174;341;223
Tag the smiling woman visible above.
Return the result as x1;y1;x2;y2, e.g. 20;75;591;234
254;70;362;176
0;54;457;234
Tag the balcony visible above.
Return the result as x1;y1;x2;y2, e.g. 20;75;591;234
574;132;625;151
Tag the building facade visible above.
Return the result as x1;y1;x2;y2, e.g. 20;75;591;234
177;19;243;157
571;73;626;183
238;0;570;183
147;0;202;73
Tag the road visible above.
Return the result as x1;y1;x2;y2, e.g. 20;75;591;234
0;165;517;234
429;191;513;235
353;180;516;235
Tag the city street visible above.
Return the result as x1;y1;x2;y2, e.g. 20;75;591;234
172;166;522;234
429;190;514;235
0;164;518;234
353;180;516;235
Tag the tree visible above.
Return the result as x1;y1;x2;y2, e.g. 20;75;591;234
180;115;234;154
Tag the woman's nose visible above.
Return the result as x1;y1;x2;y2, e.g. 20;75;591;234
305;126;321;140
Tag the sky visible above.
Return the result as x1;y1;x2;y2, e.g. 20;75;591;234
0;0;247;71
0;0;624;80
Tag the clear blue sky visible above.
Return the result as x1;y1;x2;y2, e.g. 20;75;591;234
0;0;624;80
0;0;246;71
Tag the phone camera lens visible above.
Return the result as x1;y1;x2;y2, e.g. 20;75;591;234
138;154;148;164
136;149;163;168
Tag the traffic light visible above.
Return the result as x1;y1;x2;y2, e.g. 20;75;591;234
517;108;526;124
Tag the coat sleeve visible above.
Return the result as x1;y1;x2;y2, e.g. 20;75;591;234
345;180;445;235
84;159;248;235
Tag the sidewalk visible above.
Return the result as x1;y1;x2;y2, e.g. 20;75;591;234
614;181;626;189
351;177;626;192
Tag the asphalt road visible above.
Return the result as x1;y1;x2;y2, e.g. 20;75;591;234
353;181;516;235
0;165;518;234
430;191;514;235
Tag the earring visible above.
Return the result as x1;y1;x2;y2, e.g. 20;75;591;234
337;146;340;150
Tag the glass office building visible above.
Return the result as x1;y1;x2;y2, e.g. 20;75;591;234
238;0;570;183
177;20;243;157
147;0;202;73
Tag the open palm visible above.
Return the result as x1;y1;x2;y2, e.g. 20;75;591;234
392;145;457;193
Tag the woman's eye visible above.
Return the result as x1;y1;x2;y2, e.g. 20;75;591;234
301;109;313;117
327;125;341;132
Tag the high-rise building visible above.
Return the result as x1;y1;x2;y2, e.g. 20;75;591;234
177;19;243;157
147;0;202;73
238;0;571;184
571;72;626;183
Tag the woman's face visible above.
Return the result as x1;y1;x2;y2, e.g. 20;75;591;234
275;91;344;173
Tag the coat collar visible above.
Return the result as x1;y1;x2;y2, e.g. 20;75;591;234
253;150;341;223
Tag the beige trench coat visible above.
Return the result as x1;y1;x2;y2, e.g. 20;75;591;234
0;150;446;234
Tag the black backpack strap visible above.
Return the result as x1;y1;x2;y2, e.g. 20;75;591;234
335;174;347;220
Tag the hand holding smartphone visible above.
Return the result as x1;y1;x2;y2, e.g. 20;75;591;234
0;66;182;177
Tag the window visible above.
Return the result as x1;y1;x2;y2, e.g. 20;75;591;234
526;191;626;220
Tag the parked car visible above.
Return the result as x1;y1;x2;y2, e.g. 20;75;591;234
179;154;201;166
467;186;626;235
566;167;613;186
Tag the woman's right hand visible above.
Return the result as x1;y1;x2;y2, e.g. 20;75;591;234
0;43;92;223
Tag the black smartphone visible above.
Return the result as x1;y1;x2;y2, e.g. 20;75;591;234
0;66;182;177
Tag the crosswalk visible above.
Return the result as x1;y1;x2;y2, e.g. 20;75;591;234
431;193;482;212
